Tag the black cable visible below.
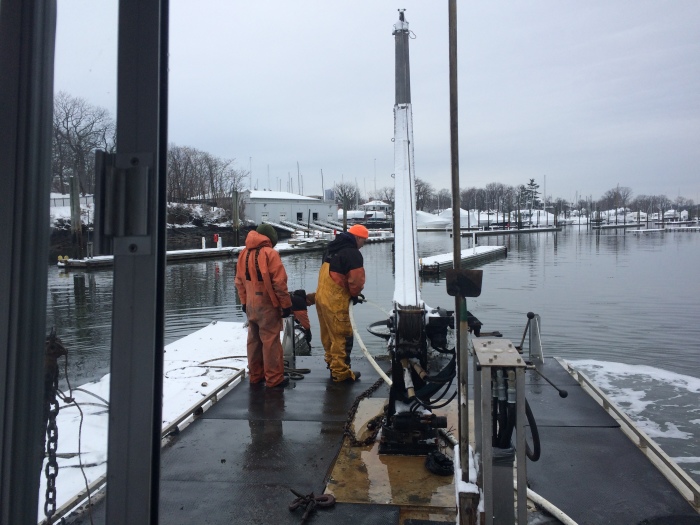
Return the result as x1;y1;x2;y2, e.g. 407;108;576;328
413;388;457;410
415;372;454;406
525;398;541;462
413;375;456;409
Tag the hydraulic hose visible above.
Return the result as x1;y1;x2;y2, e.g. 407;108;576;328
516;482;580;525
499;403;516;449
348;301;392;386
525;398;541;461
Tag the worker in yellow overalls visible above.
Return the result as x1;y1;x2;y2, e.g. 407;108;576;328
315;224;368;382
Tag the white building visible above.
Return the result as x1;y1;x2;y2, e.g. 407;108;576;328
242;190;338;225
360;200;391;219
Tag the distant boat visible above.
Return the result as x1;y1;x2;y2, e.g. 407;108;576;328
416;210;451;230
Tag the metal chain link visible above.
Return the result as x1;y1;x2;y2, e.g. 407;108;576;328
343;375;389;447
44;330;67;524
44;394;60;520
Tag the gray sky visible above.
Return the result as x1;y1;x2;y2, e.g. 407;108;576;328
55;1;700;203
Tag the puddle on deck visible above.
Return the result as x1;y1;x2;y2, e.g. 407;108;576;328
326;398;473;522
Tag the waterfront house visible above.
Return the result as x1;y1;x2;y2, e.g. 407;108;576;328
241;190;337;225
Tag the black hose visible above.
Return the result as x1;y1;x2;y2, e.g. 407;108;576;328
412;388;458;410
525;398;541;462
499;403;516;449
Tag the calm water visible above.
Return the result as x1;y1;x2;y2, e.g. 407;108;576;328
46;228;700;477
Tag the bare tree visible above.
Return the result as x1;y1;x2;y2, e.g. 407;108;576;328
166;144;247;204
460;187;478;211
435;188;451;212
552;197;569;217
375;186;395;208
675;196;695;211
414;177;434;211
334;182;360;230
53;91;115;194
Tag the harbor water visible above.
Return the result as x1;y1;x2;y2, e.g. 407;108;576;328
46;227;700;481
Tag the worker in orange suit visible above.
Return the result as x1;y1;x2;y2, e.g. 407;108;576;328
315;224;368;382
235;224;293;388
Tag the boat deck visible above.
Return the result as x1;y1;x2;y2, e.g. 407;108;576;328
66;355;698;524
525;357;698;524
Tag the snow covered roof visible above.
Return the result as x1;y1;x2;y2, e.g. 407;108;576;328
247;190;319;201
361;200;390;208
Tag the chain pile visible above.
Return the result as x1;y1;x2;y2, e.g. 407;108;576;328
342;375;388;447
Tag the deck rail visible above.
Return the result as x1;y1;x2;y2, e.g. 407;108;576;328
561;359;700;511
38;370;247;525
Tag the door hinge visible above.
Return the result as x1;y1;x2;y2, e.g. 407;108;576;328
94;150;153;256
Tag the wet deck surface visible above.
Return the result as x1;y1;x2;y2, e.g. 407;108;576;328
67;353;699;524
525;357;698;525
158;355;404;525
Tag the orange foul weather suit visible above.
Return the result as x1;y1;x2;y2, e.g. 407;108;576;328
316;232;366;381
234;231;292;387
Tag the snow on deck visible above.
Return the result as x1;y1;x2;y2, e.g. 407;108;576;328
38;321;250;520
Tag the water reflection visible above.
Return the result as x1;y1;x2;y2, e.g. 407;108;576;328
46;230;700;387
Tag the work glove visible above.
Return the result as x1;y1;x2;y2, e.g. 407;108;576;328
304;329;312;343
282;307;292;318
351;294;365;305
241;304;246;314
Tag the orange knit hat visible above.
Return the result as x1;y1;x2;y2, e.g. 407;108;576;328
347;224;369;238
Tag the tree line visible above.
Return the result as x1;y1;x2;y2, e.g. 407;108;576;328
359;178;696;218
52;92;248;202
54;92;695;217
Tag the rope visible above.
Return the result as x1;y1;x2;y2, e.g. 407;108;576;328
50;335;95;525
283;359;311;380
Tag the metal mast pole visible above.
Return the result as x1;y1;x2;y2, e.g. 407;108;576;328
448;0;469;486
392;8;421;308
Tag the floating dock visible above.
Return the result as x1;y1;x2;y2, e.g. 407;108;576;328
57;246;241;269
460;226;562;237
57;233;395;270
592;223;645;230
419;245;507;274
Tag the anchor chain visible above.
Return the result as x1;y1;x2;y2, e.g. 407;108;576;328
43;329;67;523
342;375;388;447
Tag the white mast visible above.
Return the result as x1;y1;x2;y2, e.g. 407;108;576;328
392;9;421;307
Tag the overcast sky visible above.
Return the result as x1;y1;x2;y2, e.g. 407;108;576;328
54;1;700;203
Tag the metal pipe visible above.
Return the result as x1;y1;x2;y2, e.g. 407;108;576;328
447;0;469;485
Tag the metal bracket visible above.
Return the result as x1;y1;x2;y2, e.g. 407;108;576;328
94;150;153;255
